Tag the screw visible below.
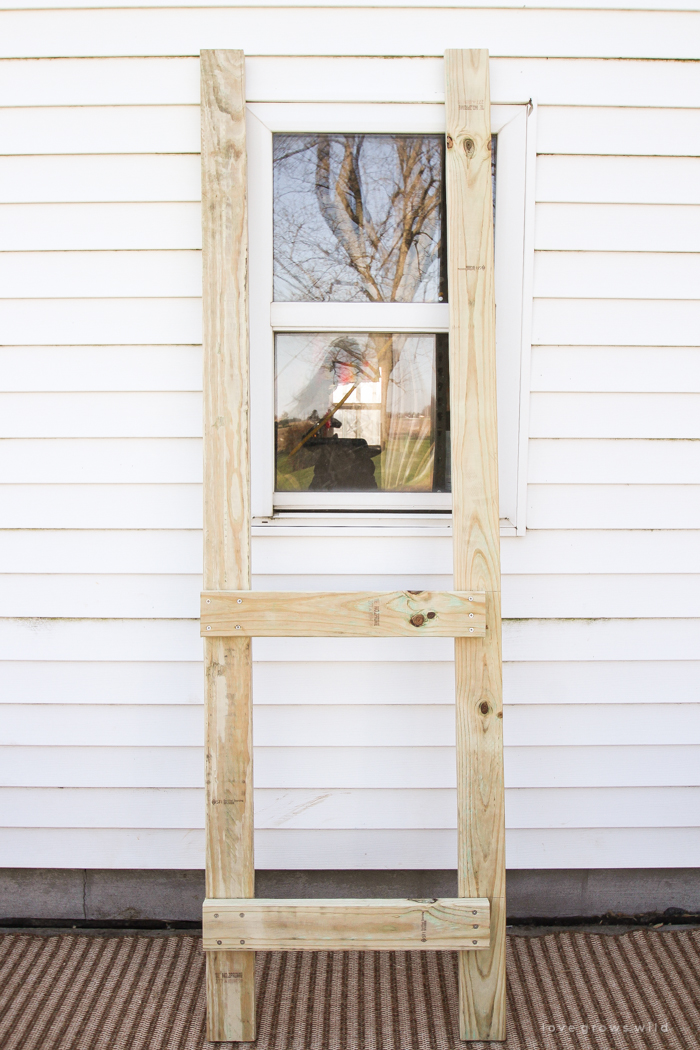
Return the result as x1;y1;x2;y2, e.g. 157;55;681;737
410;614;425;628
206;626;212;631
217;939;222;945
240;939;245;945
472;911;477;915
468;596;473;602
473;924;479;929
237;599;242;604
469;612;474;618
472;939;478;945
235;625;241;630
206;598;211;604
214;913;219;918
239;912;245;917
469;627;474;633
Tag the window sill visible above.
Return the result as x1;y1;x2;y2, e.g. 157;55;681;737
252;513;517;538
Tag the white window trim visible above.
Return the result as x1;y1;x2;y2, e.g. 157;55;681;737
247;96;535;536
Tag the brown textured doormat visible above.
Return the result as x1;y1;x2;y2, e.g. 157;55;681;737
1;929;699;1050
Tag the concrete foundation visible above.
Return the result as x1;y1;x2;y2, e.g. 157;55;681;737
1;868;700;923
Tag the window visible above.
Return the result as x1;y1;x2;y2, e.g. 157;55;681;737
272;131;449;500
247;96;533;531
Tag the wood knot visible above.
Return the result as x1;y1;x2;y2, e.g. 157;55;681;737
410;614;425;628
446;134;454;149
479;701;490;715
464;138;475;157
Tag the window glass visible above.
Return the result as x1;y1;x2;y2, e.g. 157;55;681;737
275;332;450;493
273;134;446;303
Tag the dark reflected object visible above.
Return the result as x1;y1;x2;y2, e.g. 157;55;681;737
305;437;381;491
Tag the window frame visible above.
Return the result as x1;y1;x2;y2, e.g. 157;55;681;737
247;98;534;534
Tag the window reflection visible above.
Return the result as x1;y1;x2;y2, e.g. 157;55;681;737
273;134;446;303
275;333;450;493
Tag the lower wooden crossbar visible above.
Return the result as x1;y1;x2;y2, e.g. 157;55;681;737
203;898;490;952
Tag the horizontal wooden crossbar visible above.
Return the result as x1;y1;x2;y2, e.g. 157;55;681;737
200;590;486;637
203;898;490;951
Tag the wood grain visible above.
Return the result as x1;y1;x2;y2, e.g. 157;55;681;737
201;590;486;637
203;897;490;951
201;48;254;1043
445;49;506;1042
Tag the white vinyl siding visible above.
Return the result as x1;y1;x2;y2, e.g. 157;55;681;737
0;27;699;871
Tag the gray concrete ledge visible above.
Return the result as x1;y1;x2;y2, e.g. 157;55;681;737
1;868;699;923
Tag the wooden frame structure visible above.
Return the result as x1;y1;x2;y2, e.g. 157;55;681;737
201;48;506;1042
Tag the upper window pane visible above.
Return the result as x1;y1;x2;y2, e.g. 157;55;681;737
273;134;446;303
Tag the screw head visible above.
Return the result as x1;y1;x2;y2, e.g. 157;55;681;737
214;913;218;918
206;598;211;604
472;939;478;945
240;939;245;945
469;612;474;618
472;910;477;915
239;912;245;917
217;939;222;945
206;626;211;631
473;924;479;929
468;596;473;602
469;627;474;633
237;599;242;604
235;625;241;630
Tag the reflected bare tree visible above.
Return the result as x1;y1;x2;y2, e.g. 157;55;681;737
273;134;444;304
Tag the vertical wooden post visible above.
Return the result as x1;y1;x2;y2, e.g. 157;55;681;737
201;49;255;1042
445;50;507;1041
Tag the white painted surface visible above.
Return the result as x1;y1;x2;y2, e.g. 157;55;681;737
535;203;700;253
0;827;698;870
0;204;202;251
0;30;699;873
0;8;698;61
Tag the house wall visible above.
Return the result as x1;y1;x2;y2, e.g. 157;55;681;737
1;3;699;887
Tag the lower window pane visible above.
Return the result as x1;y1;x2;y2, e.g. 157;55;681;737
275;332;450;494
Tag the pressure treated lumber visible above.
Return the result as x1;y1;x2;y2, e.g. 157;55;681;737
201;49;255;1044
201;589;486;637
203;898;490;951
445;49;506;1042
